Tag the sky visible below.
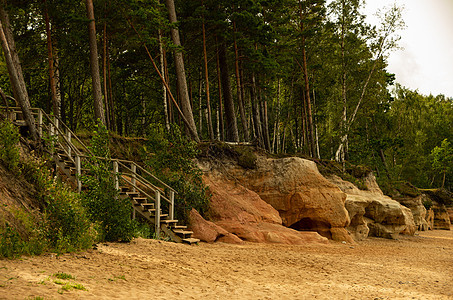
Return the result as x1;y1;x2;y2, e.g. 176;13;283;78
362;0;453;98
328;0;453;98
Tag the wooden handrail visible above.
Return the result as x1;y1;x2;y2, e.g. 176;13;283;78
0;105;176;210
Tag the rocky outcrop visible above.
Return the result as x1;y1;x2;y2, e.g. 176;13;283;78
431;203;451;230
395;195;429;231
447;207;453;223
189;209;243;244
190;172;329;245
202;157;352;242
426;209;434;230
421;190;452;230
328;174;416;240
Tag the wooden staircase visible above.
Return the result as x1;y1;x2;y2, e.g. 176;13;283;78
1;106;199;245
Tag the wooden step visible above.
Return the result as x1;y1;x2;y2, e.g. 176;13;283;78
119;186;130;193
141;203;155;209
64;160;75;167
160;219;178;224
173;230;193;237
182;238;200;245
126;191;140;197
171;225;187;230
133;197;147;203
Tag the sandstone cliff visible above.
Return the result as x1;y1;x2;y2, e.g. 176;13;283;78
327;174;416;240
192;147;420;244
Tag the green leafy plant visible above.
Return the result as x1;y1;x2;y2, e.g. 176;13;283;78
54;273;75;280
81;122;137;242
0;120;21;174
431;139;453;188
145;125;209;223
23;159;96;253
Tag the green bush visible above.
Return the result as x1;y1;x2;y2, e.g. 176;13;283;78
0;120;21;174
0;126;94;258
81;122;137;242
22;157;95;254
145;125;209;223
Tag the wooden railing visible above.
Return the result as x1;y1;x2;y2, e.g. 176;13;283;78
0;106;176;232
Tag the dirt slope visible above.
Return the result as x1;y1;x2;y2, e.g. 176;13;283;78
1;229;452;299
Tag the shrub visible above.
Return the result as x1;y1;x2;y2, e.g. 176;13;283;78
145;125;209;223
0;120;21;174
81;122;137;242
22;157;95;254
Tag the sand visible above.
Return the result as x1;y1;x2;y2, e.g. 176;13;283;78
1;229;452;300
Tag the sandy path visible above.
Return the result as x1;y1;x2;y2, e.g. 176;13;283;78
1;229;452;300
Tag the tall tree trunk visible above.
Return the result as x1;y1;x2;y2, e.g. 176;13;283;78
43;0;60;118
106;36;116;132
198;68;203;136
233;20;249;141
262;96;271;151
85;0;105;124
301;35;315;157
299;1;316;157
201;2;214;140
215;38;224;141
337;0;347;163
250;73;263;147
158;29;170;131
272;79;281;153
102;21;110;129
0;4;39;142
218;39;238;142
164;0;199;141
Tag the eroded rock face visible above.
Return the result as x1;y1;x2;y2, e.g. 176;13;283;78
426;209;434;230
431;203;451;230
206;157;352;242
395;195;429;231
327;174;415;240
207;173;329;244
191;172;329;244
189;208;243;244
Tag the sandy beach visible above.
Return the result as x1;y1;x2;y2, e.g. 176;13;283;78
1;229;452;300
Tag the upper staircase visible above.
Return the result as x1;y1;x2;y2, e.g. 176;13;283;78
0;106;199;244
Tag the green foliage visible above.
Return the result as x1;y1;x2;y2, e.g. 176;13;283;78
0;128;94;258
198;141;258;169
422;198;433;210
81;122;137;242
0;120;21;174
420;189;453;206
22;157;95;254
431;139;453;187
54;273;75;280
145;125;209;223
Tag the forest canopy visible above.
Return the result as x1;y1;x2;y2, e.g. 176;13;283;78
0;0;451;190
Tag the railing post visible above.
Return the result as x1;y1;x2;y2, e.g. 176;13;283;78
76;155;82;193
67;131;72;158
155;190;161;237
49;122;55;154
131;163;137;192
54;117;59;136
113;160;119;191
38;109;43;136
53;117;59;152
169;190;175;221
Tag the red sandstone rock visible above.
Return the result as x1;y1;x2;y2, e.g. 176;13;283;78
189;208;229;243
202;173;328;245
205;157;351;241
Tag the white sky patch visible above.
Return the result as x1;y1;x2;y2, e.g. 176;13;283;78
327;0;453;97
